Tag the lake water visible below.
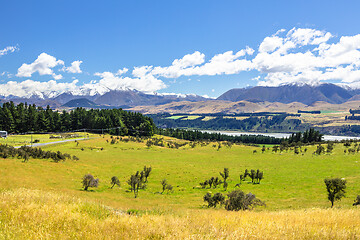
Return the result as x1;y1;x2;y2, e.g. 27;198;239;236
203;130;360;141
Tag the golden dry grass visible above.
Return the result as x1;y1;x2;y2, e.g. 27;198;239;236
1;188;360;239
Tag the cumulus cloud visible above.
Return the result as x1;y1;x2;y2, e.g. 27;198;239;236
253;28;360;86
94;69;166;93
63;60;83;73
0;79;79;98
17;53;64;79
0;45;18;56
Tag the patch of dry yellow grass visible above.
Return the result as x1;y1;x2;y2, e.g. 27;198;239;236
1;188;360;239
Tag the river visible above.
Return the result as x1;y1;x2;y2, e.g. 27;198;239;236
203;130;360;141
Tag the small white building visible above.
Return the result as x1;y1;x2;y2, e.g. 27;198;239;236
0;131;8;138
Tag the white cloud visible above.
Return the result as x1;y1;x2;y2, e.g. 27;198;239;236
0;45;18;56
64;60;83;73
0;79;79;98
252;28;360;87
94;69;166;93
148;48;254;78
17;53;64;79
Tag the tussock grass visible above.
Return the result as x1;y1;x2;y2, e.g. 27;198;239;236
1;188;360;239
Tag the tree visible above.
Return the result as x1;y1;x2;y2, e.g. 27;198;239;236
128;173;140;198
143;166;152;182
257;170;264;184
110;176;121;188
324;178;346;208
82;174;99;191
261;145;266;153
225;190;265;211
250;169;256;183
203;192;225;208
160;179;173;194
219;168;229;190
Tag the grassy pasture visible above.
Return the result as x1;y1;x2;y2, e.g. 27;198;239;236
1;188;360;239
2;134;360;238
1;134;360;211
0;132;95;147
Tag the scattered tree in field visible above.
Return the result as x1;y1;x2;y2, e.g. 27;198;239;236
110;176;120;188
353;195;360;206
160;179;173;194
143;166;152;182
256;170;264;184
82;174;99;191
225;190;265;211
203;192;225;208
326;143;335;154
235;174;245;187
217;142;222;151
250;169;256;183
314;144;325;155
324;178;346;208
128;173;140;198
127;171;146;198
261;145;266;153
272;145;279;153
219;168;229;190
294;146;300;154
244;169;249;179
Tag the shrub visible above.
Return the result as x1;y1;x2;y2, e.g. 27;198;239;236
82;174;99;191
203;192;225;208
225;190;265;211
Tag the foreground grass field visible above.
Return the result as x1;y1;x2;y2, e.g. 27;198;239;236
1;134;360;238
1;188;360;239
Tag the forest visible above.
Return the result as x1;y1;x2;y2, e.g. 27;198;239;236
0;102;155;136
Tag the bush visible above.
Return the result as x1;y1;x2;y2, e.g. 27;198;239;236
203;192;225;208
82;174;99;191
225;190;265;211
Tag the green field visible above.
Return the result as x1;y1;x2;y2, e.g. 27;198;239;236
165;115;185;120
0;132;95;147
1;134;360;211
2;133;360;238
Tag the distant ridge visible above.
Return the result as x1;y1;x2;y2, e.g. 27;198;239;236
217;83;355;105
2;83;360;109
62;98;103;108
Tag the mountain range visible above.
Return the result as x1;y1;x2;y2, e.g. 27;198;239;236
1;83;360;110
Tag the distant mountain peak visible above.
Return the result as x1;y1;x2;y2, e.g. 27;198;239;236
217;83;355;105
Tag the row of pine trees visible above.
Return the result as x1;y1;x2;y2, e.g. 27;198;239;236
0;102;155;136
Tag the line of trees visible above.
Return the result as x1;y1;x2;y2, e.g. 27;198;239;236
287;128;323;143
156;128;283;144
0;102;155;136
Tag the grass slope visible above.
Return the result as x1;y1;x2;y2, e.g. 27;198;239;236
1;134;360;210
1;188;360;239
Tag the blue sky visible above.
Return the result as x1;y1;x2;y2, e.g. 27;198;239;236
1;0;360;98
